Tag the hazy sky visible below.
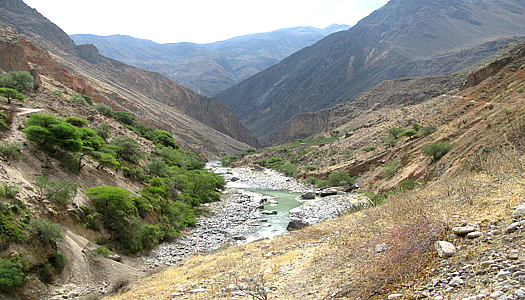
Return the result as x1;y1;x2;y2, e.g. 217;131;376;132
22;0;389;44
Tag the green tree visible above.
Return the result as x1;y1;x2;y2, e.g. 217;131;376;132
95;103;114;117
109;137;142;163
401;130;419;139
113;111;136;125
154;130;179;149
411;123;423;131
327;169;354;186
0;87;25;104
64;116;88;127
387;127;404;139
0;257;28;289
23;114;83;152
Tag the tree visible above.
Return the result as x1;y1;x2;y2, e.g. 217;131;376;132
0;88;25;104
327;169;355;186
64;116;88;127
401;130;419;140
109;137;142;163
23;114;83;152
113;111;136;125
154;130;179;149
387;127;404;139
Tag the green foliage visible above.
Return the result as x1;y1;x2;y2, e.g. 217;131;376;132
361;146;377;152
109;137;142;163
383;159;401;179
29;219;63;244
34;253;66;284
90;245;110;258
387;127;404;139
267;157;284;169
0;207;27;243
422;142;453;162
279;163;297;177
122;165;147;182
418;126;437;137
0;141;23;161
64;116;89;127
154;146;204;170
94;123;110;141
68;94;92;107
31;175;78;206
221;155;239;166
0;112;10;130
0;257;28;290
401;130;419;139
95;103;114;117
398;179;419;191
113;111;136;125
0;71;33;93
411;123;423;131
327;169;355;187
330;130;340;137
153;130;179;149
383;139;397;149
0;87;25;104
23;114;83;152
0;182;20;200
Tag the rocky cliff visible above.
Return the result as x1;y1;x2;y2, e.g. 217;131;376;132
217;0;525;145
0;0;258;156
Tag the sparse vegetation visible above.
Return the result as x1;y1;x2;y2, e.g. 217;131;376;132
361;145;377;152
422;142;453;161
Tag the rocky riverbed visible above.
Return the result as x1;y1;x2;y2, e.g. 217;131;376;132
142;164;365;269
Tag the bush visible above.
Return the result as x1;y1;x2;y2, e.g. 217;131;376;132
94;123;110;141
267;157;284;169
0;71;33;93
279;163;297;177
418;126;437;137
90;245;110;258
361;146;377;152
64;116;88;127
387;127;404;139
0;87;25;105
0;142;23;161
0;112;10;130
113;111;136;125
0;182;20;200
110;137;142;163
383;159;401;178
29;219;63;244
422;142;453;161
23;114;83;152
221;155;239;166
68;94;91;107
95;103;114;117
400;130;418;139
383;139;397;149
32;175;78;206
327;169;355;187
0;257;28;290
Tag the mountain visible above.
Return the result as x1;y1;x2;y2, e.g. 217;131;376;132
216;0;525;145
0;0;258;157
70;25;350;97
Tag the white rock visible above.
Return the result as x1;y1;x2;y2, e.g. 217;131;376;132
449;276;463;287
513;204;525;216
452;226;476;235
434;241;456;258
490;291;504;298
388;294;403;300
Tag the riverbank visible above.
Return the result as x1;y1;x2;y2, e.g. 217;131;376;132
141;164;364;269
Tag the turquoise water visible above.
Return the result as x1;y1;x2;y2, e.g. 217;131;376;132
246;189;305;240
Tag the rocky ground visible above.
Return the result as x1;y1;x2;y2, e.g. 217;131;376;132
386;206;525;300
141;164;364;270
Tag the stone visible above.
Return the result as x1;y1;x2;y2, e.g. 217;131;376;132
513;205;525;217
490;291;504;298
452;226;476;235
434;241;456;258
449;276;463;287
467;231;482;239
261;210;277;215
387;294;403;299
230;177;240;182
287;218;309;231
320;188;338;197
299;192;316;200
289;207;305;218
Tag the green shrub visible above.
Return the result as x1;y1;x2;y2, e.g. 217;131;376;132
0;142;23;161
95;103;114;117
68;94;91;107
122;166;147;182
267;157;284;169
401;130;418;139
64;116;89;127
109;137;142;163
383;159;401;178
422;142;453;161
387;127;404;139
94;123;110;141
153;130;179;149
0;87;25;105
0;182;20;200
23;114;83;152
220;155;239;166
362;146;377;152
29;219;63;244
279;163;297;177
411;123;423;131
0;112;10;130
90;245;110;258
304;176;318;185
398;179;419;191
0;257;28;289
113;111;136;125
0;71;33;92
327;169;355;187
155;146;204;170
383;139;397;149
32;175;78;206
418;126;437;137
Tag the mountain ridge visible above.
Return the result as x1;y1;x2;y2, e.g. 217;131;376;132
216;0;525;145
71;24;350;97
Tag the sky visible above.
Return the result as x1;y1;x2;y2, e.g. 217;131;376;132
22;0;389;44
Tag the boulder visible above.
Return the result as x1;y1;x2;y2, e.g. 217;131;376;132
289;207;305;218
261;210;277;215
514;204;525;216
299;192;316;200
434;241;456;258
452;226;476;235
320;188;338;197
251;164;265;171
287;218;309;231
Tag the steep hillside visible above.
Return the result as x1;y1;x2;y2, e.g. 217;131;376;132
0;0;258;157
71;25;350;97
217;0;525;144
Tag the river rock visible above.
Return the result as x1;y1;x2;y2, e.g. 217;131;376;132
289;207;305;218
434;241;456;258
261;210;278;215
300;192;316;200
452;226;476;235
514;204;525;216
287;218;310;231
320;188;338;197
